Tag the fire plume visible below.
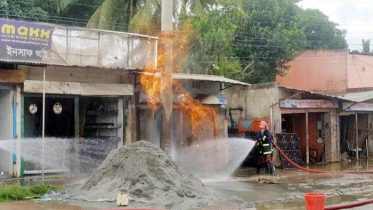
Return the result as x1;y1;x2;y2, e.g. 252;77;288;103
139;68;162;109
178;94;217;136
139;22;219;137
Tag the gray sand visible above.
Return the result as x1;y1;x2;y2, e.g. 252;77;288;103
68;141;214;209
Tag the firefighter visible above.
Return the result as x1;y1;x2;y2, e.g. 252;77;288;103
257;121;276;176
255;134;267;174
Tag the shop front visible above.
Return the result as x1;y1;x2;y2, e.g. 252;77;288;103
339;102;373;159
280;99;339;164
21;79;132;175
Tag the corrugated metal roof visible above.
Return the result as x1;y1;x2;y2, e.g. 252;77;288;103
142;72;250;86
280;86;373;103
173;73;250;86
0;59;141;71
335;90;373;103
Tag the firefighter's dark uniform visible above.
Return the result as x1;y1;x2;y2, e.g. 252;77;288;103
255;139;267;174
256;129;276;176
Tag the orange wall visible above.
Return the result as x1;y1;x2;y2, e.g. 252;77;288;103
277;50;348;92
347;54;373;90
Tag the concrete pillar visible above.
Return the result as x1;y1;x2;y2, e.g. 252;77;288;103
368;114;373;157
273;104;282;167
15;86;22;177
125;96;137;145
356;112;359;160
160;0;173;156
306;109;309;164
117;98;124;147
160;107;172;154
330;109;340;162
324;110;340;162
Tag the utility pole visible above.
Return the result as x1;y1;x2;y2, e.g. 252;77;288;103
305;109;309;165
356;112;359;160
160;0;173;156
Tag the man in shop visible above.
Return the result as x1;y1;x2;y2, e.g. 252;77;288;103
256;121;276;176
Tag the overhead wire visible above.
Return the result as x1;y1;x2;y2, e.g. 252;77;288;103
3;1;373;68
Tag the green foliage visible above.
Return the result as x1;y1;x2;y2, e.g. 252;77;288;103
0;0;51;21
296;9;347;50
82;0;218;33
176;0;349;83
0;185;61;202
361;39;372;53
0;0;348;83
29;185;60;195
182;3;245;79
235;0;307;83
0;185;32;202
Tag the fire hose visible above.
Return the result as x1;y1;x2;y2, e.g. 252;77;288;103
271;140;373;209
271;140;373;174
324;200;373;210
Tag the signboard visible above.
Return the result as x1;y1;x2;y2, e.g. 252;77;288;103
0;19;56;63
343;102;373;112
0;70;25;84
280;99;338;109
0;19;158;69
217;95;227;105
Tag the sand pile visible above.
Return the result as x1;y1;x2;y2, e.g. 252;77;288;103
69;140;212;209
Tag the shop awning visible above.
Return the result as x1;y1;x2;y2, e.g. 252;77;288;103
334;90;373;103
280;86;373;103
23;80;133;96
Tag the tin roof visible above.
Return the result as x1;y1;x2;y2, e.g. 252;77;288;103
141;72;250;86
1;59;141;71
280;86;373;103
334;90;373;103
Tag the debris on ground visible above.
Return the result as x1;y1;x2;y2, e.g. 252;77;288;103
256;176;277;184
35;189;68;202
340;152;351;162
68;141;213;209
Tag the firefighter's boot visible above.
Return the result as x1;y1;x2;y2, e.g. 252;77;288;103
265;163;270;175
256;165;261;174
269;163;276;176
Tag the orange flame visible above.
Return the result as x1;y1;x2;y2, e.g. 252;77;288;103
178;94;217;136
139;22;218;137
139;68;162;109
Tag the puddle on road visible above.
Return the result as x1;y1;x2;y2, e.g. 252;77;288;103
211;159;373;209
256;194;363;209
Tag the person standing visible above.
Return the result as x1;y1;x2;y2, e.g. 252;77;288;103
257;121;276;176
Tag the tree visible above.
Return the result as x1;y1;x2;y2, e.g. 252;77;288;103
234;0;307;83
0;0;52;22
182;0;349;83
58;0;218;34
55;0;348;83
360;39;372;53
180;1;244;79
296;9;347;50
0;0;99;27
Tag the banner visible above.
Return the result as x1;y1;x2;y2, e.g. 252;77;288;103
343;102;373;112
280;99;338;109
0;19;55;62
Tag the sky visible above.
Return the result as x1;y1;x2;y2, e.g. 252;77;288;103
298;0;373;51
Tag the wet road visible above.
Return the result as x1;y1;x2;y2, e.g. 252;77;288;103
1;159;373;209
207;159;373;209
